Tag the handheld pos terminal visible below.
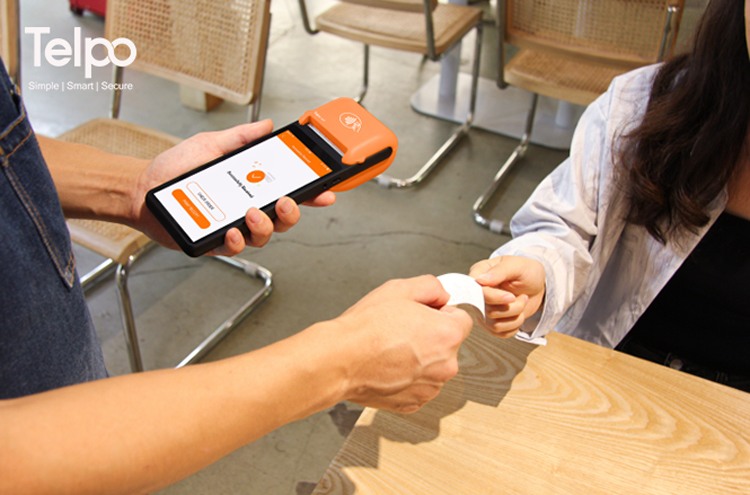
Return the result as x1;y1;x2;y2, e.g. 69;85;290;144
146;98;398;256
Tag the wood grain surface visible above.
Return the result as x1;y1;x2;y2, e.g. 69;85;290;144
313;330;750;494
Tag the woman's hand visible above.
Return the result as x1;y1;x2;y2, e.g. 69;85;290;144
469;256;546;338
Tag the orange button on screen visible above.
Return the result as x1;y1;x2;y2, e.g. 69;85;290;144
247;170;266;183
172;189;210;229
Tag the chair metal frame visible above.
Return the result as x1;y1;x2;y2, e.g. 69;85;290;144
472;0;682;235
79;220;273;371
298;0;483;189
65;0;275;372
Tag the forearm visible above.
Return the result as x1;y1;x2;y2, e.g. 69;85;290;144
491;155;598;337
37;135;148;224
0;321;349;495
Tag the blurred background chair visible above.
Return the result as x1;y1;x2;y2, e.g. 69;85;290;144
59;0;274;372
0;0;19;83
473;0;684;234
298;0;483;189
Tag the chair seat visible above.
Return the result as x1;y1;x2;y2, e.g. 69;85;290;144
316;2;482;55
66;219;150;265
505;49;629;107
59;118;181;265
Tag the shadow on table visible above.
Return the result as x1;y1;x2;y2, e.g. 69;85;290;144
313;327;540;494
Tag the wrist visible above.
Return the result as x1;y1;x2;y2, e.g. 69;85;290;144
39;136;145;222
127;159;153;227
313;315;377;405
285;319;357;413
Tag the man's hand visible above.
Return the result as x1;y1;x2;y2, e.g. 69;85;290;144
333;276;473;414
131;120;336;256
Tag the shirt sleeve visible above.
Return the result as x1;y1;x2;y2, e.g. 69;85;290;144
492;83;616;342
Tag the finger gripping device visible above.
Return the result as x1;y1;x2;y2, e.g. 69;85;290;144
298;97;397;191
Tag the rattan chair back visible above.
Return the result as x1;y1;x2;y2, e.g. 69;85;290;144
106;0;271;105
499;0;684;106
506;0;684;70
472;0;685;232
60;0;275;372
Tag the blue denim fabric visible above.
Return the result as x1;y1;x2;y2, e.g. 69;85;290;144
0;61;107;399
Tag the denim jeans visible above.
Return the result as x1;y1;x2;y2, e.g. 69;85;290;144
0;61;106;399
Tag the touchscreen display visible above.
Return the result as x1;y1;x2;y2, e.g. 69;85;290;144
152;129;336;242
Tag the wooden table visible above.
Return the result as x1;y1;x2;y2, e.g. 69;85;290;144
313;329;750;494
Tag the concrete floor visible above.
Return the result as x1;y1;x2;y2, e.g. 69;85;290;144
16;0;704;493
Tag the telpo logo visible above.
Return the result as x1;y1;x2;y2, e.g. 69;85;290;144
339;112;362;133
25;27;137;79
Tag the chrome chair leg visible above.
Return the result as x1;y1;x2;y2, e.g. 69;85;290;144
247;14;272;123
175;256;273;368
80;258;117;291
355;44;370;105
116;256;144;372
375;22;483;189
96;249;272;372
472;92;538;235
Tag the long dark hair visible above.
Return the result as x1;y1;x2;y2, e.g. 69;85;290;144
619;0;750;244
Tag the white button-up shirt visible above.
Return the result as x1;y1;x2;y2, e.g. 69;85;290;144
494;64;727;348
